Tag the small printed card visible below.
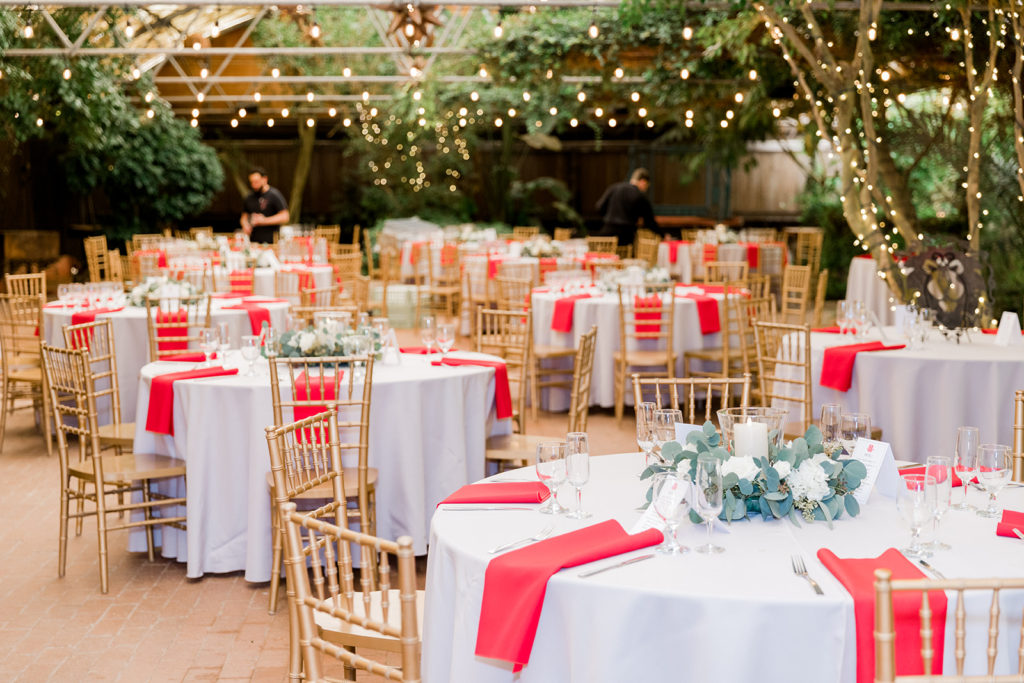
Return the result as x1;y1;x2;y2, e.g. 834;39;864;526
848;438;900;505
630;477;731;535
675;423;703;443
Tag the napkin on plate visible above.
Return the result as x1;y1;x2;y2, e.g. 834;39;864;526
997;509;1024;538
817;547;946;683
223;302;271;335
819;341;906;392
475;520;663;670
431;357;512;419
440;482;550;505
677;292;721;334
145;366;239;435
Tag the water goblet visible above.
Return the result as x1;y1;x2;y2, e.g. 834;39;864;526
420;315;436;354
217;321;231;358
535;442;567;515
951;426;979;511
565;432;591;519
240;335;261;376
264;326;280;358
851;300;869;339
839;413;871;454
436;323;455;359
650;472;691;554
836;300;852;335
57;283;72;306
356;312;370;334
635;402;657;467
924;455;952;550
198;328;219;367
819;403;843;454
694;455;724;554
652;409;682;461
976;444;1012;518
897;474;936;558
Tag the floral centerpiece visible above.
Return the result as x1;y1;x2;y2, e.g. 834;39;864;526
520;236;562;258
127;277;202;307
598;266;671;293
696;223;739;245
277;318;382;358
643;423;867;527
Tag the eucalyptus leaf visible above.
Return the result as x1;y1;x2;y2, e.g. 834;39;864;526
723;472;739;490
764;466;780;492
787;506;803;527
702;421;718;439
767;498;781;518
845;495;861;517
842;459;868;479
758;496;772;519
660;440;683;461
804;424;823;448
817;500;834;530
778;494;793;517
738;478;754;496
764;491;788;501
689;509;703;524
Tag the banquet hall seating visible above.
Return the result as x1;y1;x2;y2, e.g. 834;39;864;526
586;235;618;254
752;320;812;439
0;292;51;455
784;227;824;280
314;224;341;244
749;273;772;299
705;260;749;286
632;374;751;424
682;283;751;384
616;244;634;260
42;343;186;594
280;501;422;682
212;267;255;296
189;226;213;240
300;284;340;308
1014;390;1024;482
415;243;461;323
553;227;574;241
634;229;661;266
130;233;164;254
496;260;535;284
614;282;676;421
84;235;112;282
779;264;813;324
512;226;540;241
266;355;377;616
461;258;493;337
486;325;597;468
5;271;46;297
378;237;405;319
291;303;361;328
133;252;162;282
494;275;532;314
143;294;212;362
742;227;780;243
476;308;530;435
331;250;363;285
812;268;830;327
873;568;1024;682
64;319;134;452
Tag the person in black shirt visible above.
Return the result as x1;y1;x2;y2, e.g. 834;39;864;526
595;167;659;247
240;166;290;244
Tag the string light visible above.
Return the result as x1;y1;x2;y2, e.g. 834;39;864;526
272;68;280;78
470;91;479;101
588;20;599;39
200;67;209;79
680;68;690;80
493;21;503;39
196;92;205;103
608;118;617;127
630;91;640;102
281;107;289;117
124;23;135;39
310;20;321;39
211;19;220;38
614;67;624;79
306;118;315;128
238;108;246;118
495;117;503;127
523;91;531;102
577;91;586;102
594;107;603;117
569;118;578;127
328;107;337;117
267;118;275;127
190;118;198;127
62;68;71;80
682;26;693;40
23;24;33;39
230;118;238;127
343;67;351;77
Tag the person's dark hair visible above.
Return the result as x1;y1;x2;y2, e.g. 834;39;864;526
630;168;650;183
249;166;268;178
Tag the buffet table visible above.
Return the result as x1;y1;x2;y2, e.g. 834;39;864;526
424;452;1024;683
131;351;511;581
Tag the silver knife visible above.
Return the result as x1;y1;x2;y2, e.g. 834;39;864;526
917;558;946;579
438;506;536;512
578;554;655;578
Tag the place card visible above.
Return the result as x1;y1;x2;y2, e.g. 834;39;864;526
630;479;689;534
847;438;900;506
674;423;703;443
994;311;1022;347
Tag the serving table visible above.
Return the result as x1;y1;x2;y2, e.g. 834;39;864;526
424;452;1024;683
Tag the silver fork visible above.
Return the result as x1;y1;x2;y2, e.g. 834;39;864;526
791;555;824;595
488;523;555;554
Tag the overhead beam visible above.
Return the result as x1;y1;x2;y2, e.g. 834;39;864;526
0;1;973;9
2;46;476;57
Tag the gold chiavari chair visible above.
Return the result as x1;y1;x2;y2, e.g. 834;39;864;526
350;224;361;247
290;303;360;328
416;243;462;323
512;226;540;241
378;238;404;319
752;320;812;440
5;271;46;297
314;224;341;244
496;260;535;285
779;264;813;325
632;374;751;425
682;283;750;382
1013;391;1024;482
330;243;360;260
705;261;749;286
42;343;187;594
812;268;830;328
131;233;165;254
587;235;619;255
363;229;378;282
266;355;377;616
742;227;780;243
280;502;422;682
476;308;530;436
84;235;110;282
301;284;340;308
873;568;1024;683
616;244;634;260
189;226;213;240
212;266;255;296
461;258;491;337
749;273;772;299
634;230;661;267
553;227;574;241
789;227;824;280
143;294;212;362
64;319;134;451
614;282;676;422
493;275;532;314
528;301;579;421
0;292;51;454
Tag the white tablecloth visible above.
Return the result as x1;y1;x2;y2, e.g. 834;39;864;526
846;256;896;325
657;242;786;282
42;297;290;423
131;351;512;581
423;452;1024;683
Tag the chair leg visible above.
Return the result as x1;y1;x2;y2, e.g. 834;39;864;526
530;359;540;421
95;483;110;594
268;490;282;615
40;376;53;457
58;487;70;578
141;480;156;562
286;566;303;681
614;363;624;423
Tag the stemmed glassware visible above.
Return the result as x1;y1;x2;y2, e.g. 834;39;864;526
694;455;724;554
263;326;279;358
652;409;682;461
651;471;691;554
976;444;1012;518
896;474;936;558
436;323;455;358
565;432;591;519
951;426;979;511
240;335;261;376
836;300;852;335
839;413;871;454
924;455;952;550
420;315;436;354
819;403;842;454
198;328;219;367
217;321;231;359
57;283;72;306
535;442;567;515
635;402;658;467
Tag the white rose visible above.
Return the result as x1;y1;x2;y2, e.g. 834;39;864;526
787;460;830;502
772;460;792;479
721;455;759;482
298;331;317;353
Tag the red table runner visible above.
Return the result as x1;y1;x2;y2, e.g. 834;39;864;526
820;341;906;392
145;366;239;435
440;482;550;505
431;357;512;419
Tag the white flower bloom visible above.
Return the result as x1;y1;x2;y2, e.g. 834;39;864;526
772;460;792;479
298;331;317;353
721;455;759;482
787;459;830;502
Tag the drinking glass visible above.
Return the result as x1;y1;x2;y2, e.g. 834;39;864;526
951;426;979;511
240;335;261;376
976;444;1012;518
419;315;436;353
819;403;843;454
565;432;591;519
535;442;567;515
851;300;869;339
694;455;724;554
896;474;936;558
264;326;280;358
635;402;657;467
839;413;871;454
356;312;370;334
57;283;71;306
436;323;455;358
652;409;682;461
651;472;691;554
198;328;219;367
924;455;952;550
836;300;852;335
217;321;231;358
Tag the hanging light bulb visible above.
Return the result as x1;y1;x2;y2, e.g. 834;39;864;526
646;119;654;128
577;91;586;102
146;108;154;119
630;91;640;102
608;118;617;127
191;108;200;118
238;108;247;118
680;68;690;80
200;67;209;79
281;107;289;117
950;27;961;41
310;21;321;39
493;21;503;39
522;91;531;102
271;68;280;78
211;19;220;38
342;67;351;77
342;117;351;126
362;91;369;102
594;107;603;117
479;66;488;78
190;118;198;128
470;91;480;102
748;69;757;80
588;20;599;39
62;68;71;80
131;67;141;79
254;92;262;102
614;67;624;79
682;26;693;40
144;91;154;103
328;107;337;117
230;118;238;128
124;23;135;39
404;21;415;38
549;106;558;115
569;118;578;127
306;118;315;128
267;118;275;128
196;92;205;103
22;24;33;39
638;107;647;117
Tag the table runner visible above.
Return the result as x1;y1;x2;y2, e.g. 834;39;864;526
820;341;906;392
997;509;1024;538
817;548;946;683
145;366;239;435
550;293;591;333
431;357;512;419
440;482;550;505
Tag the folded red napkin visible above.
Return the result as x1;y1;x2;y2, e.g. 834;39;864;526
666;240;689;264
980;328;1024;335
291;369;343;423
70;307;124;326
441;243;459;266
745;243;760;269
679;293;721;334
163;352;210;363
486;255;505;279
899;466;965;487
997;509;1024;538
228;269;254;296
813;326;842;333
440;482;550;505
407;240;428;265
223;302;270;335
550;294;591;333
817;548;946;683
145;366;238;435
431;357;512;419
399;346;453;354
476;520;663;669
820;341;906;392
634;294;663;334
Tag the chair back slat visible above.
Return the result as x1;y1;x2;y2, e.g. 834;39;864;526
476;308;530;433
632;375;751;425
568;326;598;433
144;294;211;362
63;318;122;429
752;321;812;428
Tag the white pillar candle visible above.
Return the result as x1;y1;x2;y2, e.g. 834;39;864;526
734;418;769;460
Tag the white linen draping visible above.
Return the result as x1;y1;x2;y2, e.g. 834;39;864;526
845;256;896;325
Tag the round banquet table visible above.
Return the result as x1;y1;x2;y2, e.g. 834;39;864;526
657;241;786;282
42;296;290;423
130;351;511;581
845;256;896;325
423;452;1024;683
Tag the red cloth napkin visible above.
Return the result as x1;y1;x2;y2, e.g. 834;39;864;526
634;294;663;334
399;346;452;354
486;255;505;279
70;307;124;326
666;240;689;264
475;520;663;669
702;244;717;263
538;257;558;280
980;328;1024;335
135;249;167;268
813;326;842;333
440;482;550;505
163;352;210;362
745;243;760;269
145;366;239;435
679;293;721;334
228;269;254;296
997;509;1024;538
817;548;946;683
820;342;906;392
899;466;965;487
284;268;318;302
291;370;342;423
550;294;591;333
431;357;512;419
223;302;271;335
155;309;190;353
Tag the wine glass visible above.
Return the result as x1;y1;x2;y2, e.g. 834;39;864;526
924;455;952;550
836;300;852;335
57;283;71;306
652;409;683;461
535;441;567;515
419;315;436;354
565;432;591;519
819;403;842;454
240;335;261;376
976;444;1012;518
851;300;868;339
896;474;936;558
217;321;231;358
198;328;219;367
263;326;279;358
651;472;691;554
839;413;871;454
694;455;724;554
951;426;980;511
436;323;455;359
635;402;657;467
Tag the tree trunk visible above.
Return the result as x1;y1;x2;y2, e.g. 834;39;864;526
290;121;316;222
